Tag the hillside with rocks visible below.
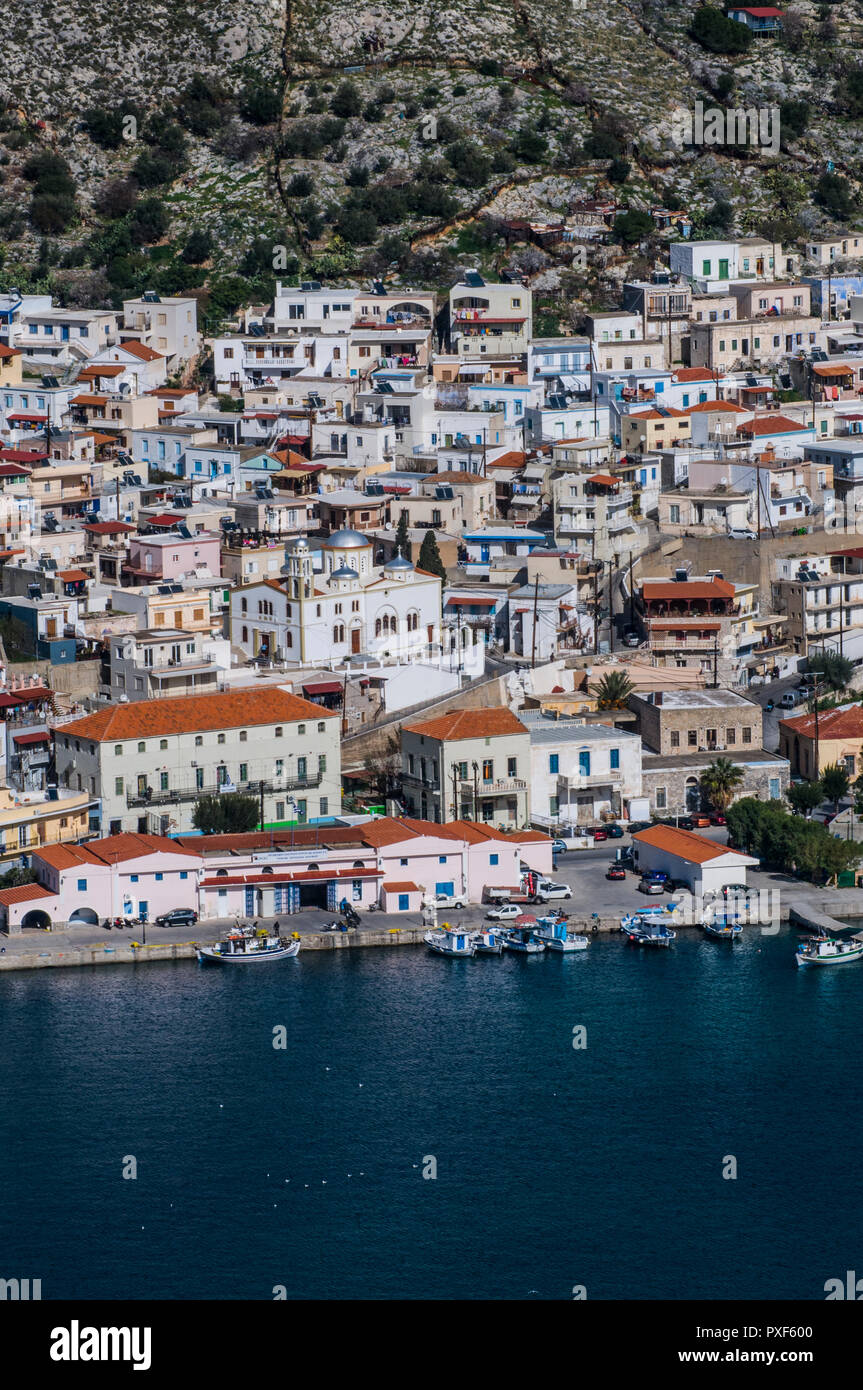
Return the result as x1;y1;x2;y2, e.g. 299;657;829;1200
0;1;862;335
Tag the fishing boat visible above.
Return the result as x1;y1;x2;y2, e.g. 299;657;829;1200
424;924;475;957
196;925;300;964
533;915;588;952
795;933;863;968
471;927;505;956
703;918;743;941
620;905;679;933
502;923;546;954
620;915;676;947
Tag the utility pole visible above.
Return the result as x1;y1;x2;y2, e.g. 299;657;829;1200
450;763;459;821
259;778;265;832
471;761;480;822
593;563;600;654
341;671;349;737
531;573;539;668
608;563;615;651
712;635;719;689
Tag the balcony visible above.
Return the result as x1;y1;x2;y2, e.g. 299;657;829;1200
458;777;527;796
126;773;322;808
557;769;623;790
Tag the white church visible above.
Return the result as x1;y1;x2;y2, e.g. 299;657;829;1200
230;529;444;666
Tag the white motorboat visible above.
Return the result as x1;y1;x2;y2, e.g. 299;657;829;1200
424;925;475;957
533;915;588;952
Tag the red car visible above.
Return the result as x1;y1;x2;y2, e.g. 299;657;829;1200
709;812;727;826
606;864;626;880
591;828;608;841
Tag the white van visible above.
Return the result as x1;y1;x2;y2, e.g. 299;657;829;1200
534;879;572;903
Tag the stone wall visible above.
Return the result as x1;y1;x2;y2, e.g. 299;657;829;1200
640;754;790;817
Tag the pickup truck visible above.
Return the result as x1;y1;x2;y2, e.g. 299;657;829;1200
433;891;467;910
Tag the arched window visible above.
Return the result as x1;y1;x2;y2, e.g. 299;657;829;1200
241;597;247;613
353;860;365;868
216;868;228;877
307;863;320;872
375;618;382;637
333;623;345;643
390;616;398;634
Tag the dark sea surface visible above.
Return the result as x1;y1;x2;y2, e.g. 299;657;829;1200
2;927;861;1300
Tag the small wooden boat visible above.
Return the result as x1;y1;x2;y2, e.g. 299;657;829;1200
424;925;475;957
533;916;588;952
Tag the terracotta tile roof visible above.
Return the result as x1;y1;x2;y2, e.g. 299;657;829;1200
57;569;88;582
779;703;863;740
632;824;750;864
673;368;718;382
737;415;807;436
0;882;56;905
403;707;528;741
52;687;338;742
117;340;163;361
35;833;201;870
642;577;736;601
84;521;136;535
486;452;527;469
78;363;124;378
383;881;421;893
0;343;22;359
628;407;688;421
433;471;488;486
686;399;748;414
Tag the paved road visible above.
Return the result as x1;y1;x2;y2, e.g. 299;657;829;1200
746;673;806;753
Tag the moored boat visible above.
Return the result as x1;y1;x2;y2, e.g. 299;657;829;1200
471;927;505;955
502;925;546;954
795;933;863;968
197;926;300;963
533;915;588;952
424;924;475;957
620;915;676;947
702;915;743;941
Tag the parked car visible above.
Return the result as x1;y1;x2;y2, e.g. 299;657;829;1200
677;816;694;831
590;827;608;841
721;882;749;899
552;838;569;854
533;879;573;903
779;690;804;709
156;907;198;928
638;878;665;895
728;527;757;540
628;820;652;833
643;869;669;884
606;864;627;880
709;812;727;826
486;903;521;921
690;814;711;828
434;892;467;910
606;824;625;838
663;877;690;893
624;631;640;647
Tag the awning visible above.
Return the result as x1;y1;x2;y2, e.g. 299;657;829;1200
13;730;50;745
650;621;721;632
0;687;52;708
7;412;48;421
302;680;343;696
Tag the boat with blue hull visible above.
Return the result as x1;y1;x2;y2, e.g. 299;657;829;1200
471;928;505;955
197;926;300;964
533;915;588;953
703;915;744;942
620;914;676;947
502;926;546;955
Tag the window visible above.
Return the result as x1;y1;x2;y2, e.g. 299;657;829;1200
160;739;168;751
655;787;667;810
155;872;163;882
180;872;188;880
217;734;225;745
114;744;123;756
670;731;680;749
320;797;328;816
195;735;203;747
489;853;499;866
610;748;620;770
318;755;326;774
239;764;248;782
439;855;447;864
137;742;146;753
239;730;247;742
727;727;736;745
549;754;559;774
115;777;124;795
298;724;306;736
688;731;698;747
77;879;87;892
317;722;325;733
742;726;752;743
482;759;493;780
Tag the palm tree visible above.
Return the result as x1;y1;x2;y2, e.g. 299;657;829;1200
591;670;635;709
699;757;745;814
809;651;854;695
821;762;850;812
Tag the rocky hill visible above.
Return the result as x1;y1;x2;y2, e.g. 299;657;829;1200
0;1;861;337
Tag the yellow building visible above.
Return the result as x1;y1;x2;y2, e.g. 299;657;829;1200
0;344;23;387
0;787;93;862
621;407;691;454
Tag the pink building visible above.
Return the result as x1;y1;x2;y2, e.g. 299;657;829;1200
122;532;222;584
0;819;553;930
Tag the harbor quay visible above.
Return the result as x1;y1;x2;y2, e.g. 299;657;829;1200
1;884;860;972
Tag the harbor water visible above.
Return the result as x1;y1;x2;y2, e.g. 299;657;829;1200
2;926;861;1300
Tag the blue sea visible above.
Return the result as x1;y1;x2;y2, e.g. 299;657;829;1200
2;928;860;1300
